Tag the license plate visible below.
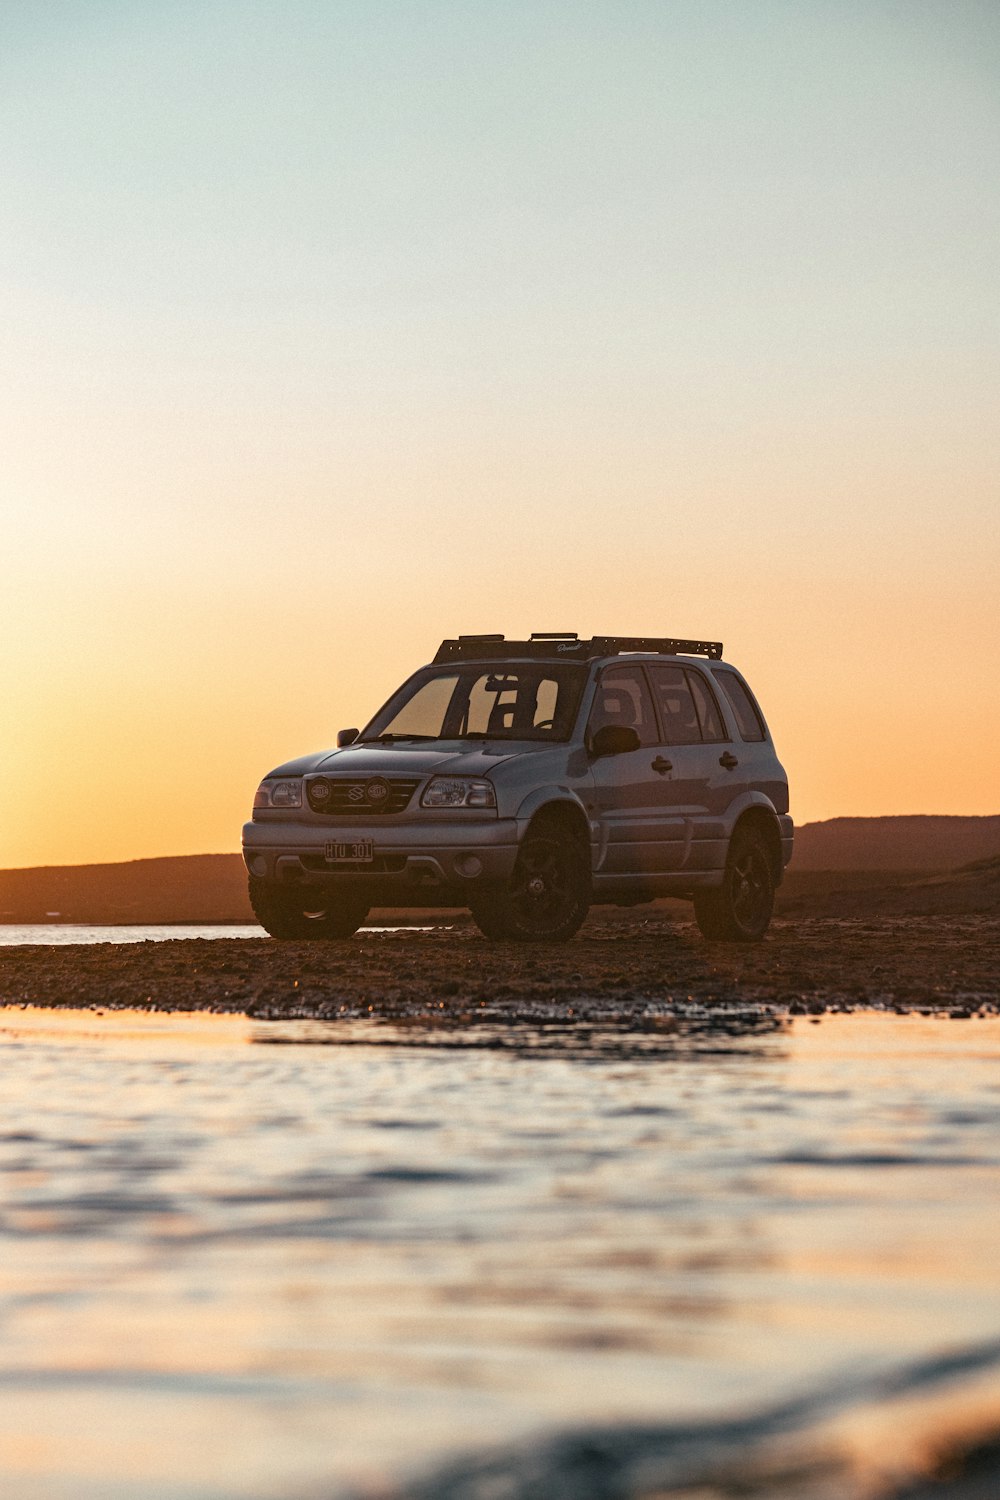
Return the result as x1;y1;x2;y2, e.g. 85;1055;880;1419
324;840;374;863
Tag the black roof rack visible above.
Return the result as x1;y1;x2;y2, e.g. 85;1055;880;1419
433;635;724;664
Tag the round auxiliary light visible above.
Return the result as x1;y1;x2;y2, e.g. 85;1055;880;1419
365;777;390;806
310;779;332;802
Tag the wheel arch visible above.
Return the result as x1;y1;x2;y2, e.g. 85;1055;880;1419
731;807;784;886
523;796;591;848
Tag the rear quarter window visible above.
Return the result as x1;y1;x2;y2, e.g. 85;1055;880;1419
714;670;767;742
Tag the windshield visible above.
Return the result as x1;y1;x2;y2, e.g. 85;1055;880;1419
359;663;586;743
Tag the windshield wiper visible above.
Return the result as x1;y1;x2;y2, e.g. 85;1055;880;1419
356;733;438;744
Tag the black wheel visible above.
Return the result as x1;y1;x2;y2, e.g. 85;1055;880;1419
693;825;775;942
248;876;369;939
469;830;590;942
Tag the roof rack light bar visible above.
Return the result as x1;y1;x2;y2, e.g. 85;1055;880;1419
433;635;724;663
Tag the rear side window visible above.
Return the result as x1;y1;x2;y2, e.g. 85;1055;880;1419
714;670;766;742
646;665;702;744
685;671;727;742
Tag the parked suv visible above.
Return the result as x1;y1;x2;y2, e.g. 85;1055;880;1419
243;634;793;942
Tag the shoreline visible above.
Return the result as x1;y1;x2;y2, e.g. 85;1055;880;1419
2;914;997;1020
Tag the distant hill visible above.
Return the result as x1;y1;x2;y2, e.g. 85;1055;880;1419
1;815;998;924
0;854;251;925
791;815;1000;871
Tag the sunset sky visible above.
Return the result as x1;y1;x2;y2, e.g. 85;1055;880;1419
3;1;998;869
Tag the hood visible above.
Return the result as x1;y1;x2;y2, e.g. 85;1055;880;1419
265;741;537;780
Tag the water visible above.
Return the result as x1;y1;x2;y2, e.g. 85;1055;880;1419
0;924;267;946
0;1007;997;1499
0;924;429;945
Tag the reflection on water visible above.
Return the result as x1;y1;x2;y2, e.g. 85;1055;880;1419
0;923;269;945
252;1007;789;1060
0;923;432;945
0;1009;997;1498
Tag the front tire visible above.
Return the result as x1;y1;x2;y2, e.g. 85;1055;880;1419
248;877;369;939
693;825;775;942
469;830;590;942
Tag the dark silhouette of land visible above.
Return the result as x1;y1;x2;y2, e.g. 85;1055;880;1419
0;854;250;925
0;816;998;925
792;814;1000;870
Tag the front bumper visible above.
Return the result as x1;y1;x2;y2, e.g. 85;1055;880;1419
241;817;520;891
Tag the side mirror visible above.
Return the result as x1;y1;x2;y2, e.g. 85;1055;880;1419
337;727;359;747
590;724;640;758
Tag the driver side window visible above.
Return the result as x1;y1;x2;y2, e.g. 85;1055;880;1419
587;666;658;747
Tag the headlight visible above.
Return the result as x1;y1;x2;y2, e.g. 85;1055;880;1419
253;778;302;810
420;776;496;809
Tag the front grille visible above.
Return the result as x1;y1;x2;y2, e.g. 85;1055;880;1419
307;776;421;816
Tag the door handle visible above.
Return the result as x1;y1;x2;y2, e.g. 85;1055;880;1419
651;755;673;775
719;751;739;770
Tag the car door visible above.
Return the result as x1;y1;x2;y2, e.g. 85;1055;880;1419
645;664;745;871
587;665;688;874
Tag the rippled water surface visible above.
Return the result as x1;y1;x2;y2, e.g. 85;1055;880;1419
1;925;276;944
0;924;431;945
0;1008;997;1499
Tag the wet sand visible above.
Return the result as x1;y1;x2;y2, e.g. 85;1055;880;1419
1;912;997;1020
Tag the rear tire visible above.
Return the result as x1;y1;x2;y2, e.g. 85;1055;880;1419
248;876;369;939
693;825;775;942
469;830;590;942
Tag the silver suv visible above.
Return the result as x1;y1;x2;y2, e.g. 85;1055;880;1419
242;634;792;942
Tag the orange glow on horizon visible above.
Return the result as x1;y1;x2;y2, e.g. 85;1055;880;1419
3;4;998;867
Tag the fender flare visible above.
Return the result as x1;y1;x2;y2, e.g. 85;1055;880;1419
513;788;594;847
723;788;783;827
